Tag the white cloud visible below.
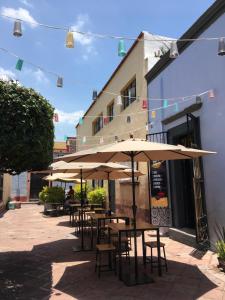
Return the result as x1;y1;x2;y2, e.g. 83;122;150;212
23;68;49;84
0;67;16;81
33;69;49;83
19;0;33;8
55;109;84;124
1;7;37;27
71;14;94;46
70;14;97;60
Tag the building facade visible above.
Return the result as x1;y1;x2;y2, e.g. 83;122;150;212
76;32;170;220
146;0;225;245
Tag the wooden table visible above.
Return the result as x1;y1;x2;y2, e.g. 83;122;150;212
90;213;130;248
107;221;161;281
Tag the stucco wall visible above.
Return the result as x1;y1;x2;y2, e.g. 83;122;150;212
76;33;164;220
147;13;225;244
0;174;11;211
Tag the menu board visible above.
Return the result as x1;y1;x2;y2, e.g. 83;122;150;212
150;161;171;226
150;161;168;207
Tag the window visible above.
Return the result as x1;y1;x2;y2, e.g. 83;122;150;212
107;101;114;122
92;113;103;135
121;79;136;110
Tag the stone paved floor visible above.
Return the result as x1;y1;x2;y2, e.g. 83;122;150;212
0;205;225;300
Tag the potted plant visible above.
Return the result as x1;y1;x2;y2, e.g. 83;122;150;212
215;224;225;272
39;186;65;213
87;187;106;206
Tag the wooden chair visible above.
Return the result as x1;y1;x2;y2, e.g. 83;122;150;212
95;244;117;278
144;241;168;272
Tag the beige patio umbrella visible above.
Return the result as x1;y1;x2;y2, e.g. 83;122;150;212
43;173;79;181
55;138;216;284
83;168;143;211
53;162;128;251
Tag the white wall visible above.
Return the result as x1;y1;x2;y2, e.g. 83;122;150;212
148;13;225;244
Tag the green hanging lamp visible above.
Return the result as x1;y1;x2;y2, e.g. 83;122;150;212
16;59;23;71
118;39;126;57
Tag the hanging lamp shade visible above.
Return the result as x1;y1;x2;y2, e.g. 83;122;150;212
218;38;225;56
163;100;168;108
13;20;22;37
57;77;63;87
118;39;126;57
127;116;131;123
79;117;83;125
151;110;156;119
92;90;98;101
66;31;74;48
170;41;179;58
15;59;23;71
142;99;148;109
116;95;122;105
208;89;215;98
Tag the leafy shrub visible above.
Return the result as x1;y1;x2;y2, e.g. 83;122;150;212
216;241;225;261
74;184;91;201
87;187;106;205
39;186;64;203
215;224;225;261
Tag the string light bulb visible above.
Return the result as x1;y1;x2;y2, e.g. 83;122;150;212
92;90;98;101
218;38;225;56
100;137;104;144
15;59;23;71
174;103;179;112
118;39;126;57
57;77;63;87
66;31;74;48
116;95;122;105
163;100;168;108
82;136;86;143
79;118;83;125
208;89;215;98
151;110;156;118
170;41;179;58
13;20;22;37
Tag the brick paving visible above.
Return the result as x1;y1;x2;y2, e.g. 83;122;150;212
0;205;225;300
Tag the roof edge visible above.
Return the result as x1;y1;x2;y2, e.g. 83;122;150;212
145;0;225;83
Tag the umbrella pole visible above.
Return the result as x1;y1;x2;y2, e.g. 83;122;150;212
131;152;138;282
108;172;111;211
80;169;84;249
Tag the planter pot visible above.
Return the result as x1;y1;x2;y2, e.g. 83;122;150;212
218;257;225;272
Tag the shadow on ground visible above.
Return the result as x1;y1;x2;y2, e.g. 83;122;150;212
0;234;218;300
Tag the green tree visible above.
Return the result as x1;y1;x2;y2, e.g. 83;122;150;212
0;80;54;174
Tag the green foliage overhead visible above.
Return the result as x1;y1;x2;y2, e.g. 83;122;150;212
39;186;65;203
0;80;54;174
87;187;106;204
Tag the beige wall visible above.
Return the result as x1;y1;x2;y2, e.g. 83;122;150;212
0;174;11;211
76;33;160;221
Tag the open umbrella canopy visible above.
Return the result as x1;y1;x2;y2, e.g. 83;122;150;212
52;162;128;174
43;173;82;183
83;168;143;180
56;139;216;163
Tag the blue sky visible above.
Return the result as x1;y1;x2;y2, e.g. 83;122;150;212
0;0;215;140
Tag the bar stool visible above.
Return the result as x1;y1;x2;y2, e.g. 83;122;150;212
144;241;168;272
95;244;117;278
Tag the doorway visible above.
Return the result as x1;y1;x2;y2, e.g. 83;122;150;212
170;134;196;229
168;115;209;245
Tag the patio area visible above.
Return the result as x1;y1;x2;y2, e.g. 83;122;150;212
0;205;225;300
